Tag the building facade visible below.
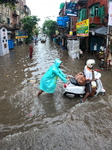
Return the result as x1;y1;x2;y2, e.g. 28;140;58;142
78;0;108;53
57;0;109;54
0;0;31;40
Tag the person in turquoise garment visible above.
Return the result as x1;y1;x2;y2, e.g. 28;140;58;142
37;58;68;96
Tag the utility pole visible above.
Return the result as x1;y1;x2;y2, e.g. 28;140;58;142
85;2;88;65
105;0;112;69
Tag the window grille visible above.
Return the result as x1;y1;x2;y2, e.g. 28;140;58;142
90;5;105;17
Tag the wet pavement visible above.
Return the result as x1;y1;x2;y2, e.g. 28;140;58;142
0;38;112;150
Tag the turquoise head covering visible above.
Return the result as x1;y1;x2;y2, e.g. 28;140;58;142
54;58;62;68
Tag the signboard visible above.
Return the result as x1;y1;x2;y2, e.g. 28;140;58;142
76;19;89;37
15;30;28;39
66;2;78;17
108;1;112;26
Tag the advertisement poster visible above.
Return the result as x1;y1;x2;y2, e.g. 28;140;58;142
66;2;78;17
76;19;89;37
15;30;28;39
108;1;112;26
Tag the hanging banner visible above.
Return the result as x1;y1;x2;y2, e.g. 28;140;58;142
66;2;78;17
76;19;89;37
15;30;28;39
108;1;112;26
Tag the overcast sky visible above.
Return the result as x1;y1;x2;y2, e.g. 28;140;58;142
26;0;69;27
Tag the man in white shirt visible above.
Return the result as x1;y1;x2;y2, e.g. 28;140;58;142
80;59;96;102
94;43;97;51
100;44;105;52
93;43;97;55
99;44;106;59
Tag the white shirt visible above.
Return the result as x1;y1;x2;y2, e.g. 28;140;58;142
100;46;105;51
94;45;97;51
84;66;92;80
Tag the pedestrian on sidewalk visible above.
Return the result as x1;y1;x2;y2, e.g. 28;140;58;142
29;44;33;58
93;43;97;55
37;58;69;97
100;43;105;52
99;43;105;59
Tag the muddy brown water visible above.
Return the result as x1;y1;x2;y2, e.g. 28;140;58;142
0;38;112;150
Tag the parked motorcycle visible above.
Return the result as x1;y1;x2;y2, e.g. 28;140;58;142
63;71;106;98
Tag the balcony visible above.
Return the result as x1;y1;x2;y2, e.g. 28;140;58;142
24;5;31;15
12;23;21;30
77;0;87;7
12;10;20;17
89;17;101;25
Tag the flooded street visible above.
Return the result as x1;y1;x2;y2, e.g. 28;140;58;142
0;38;112;150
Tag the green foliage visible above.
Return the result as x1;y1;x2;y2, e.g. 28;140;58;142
33;28;39;36
20;16;40;43
42;20;58;37
5;3;16;10
0;2;16;10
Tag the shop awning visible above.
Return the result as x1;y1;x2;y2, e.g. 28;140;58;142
89;26;107;36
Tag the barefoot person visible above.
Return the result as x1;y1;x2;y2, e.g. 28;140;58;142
37;58;68;96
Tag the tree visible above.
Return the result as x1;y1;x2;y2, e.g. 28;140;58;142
20;16;40;43
33;28;39;37
42;19;58;39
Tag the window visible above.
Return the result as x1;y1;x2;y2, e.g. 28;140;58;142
90;5;99;17
101;5;105;16
90;5;105;17
7;18;10;24
78;8;87;22
95;6;99;16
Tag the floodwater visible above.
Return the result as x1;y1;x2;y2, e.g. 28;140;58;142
0;38;112;150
